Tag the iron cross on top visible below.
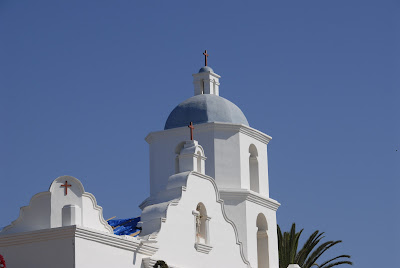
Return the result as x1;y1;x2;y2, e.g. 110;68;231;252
61;181;72;195
188;122;195;140
203;50;209;66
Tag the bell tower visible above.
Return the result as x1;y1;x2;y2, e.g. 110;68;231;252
145;52;280;268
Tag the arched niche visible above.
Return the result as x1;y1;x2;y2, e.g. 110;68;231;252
249;144;260;192
196;151;202;173
174;142;185;174
256;213;269;268
193;202;210;245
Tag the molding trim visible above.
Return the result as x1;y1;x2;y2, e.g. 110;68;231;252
194;242;213;254
219;189;281;211
0;226;158;255
178;153;207;161
145;122;272;145
81;192;114;233
0;225;75;247
138;186;185;210
192;72;221;79
74;226;158;255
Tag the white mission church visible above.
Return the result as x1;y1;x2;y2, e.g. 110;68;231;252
0;54;297;268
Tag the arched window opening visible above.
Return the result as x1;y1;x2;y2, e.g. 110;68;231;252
213;80;216;94
256;213;269;268
249;144;260;192
194;203;209;245
175;156;180;174
174;142;185;174
196;151;202;173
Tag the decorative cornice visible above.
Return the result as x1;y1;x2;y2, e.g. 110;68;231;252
219;189;281;211
192;72;221;79
145;122;272;145
0;226;158;255
74;226;158;255
194;242;213;254
0;225;75;247
178;153;207;161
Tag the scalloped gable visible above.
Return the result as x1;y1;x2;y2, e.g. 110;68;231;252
1;176;112;235
138;171;251;267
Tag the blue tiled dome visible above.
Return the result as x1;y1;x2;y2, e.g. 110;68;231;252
198;66;214;73
164;94;249;130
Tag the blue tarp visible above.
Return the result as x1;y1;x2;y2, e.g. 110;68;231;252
107;217;141;236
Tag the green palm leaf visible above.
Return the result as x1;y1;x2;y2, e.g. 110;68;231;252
321;261;353;268
319;255;352;268
277;223;352;268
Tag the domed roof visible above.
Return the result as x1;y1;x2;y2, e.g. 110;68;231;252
198;66;214;73
164;94;249;130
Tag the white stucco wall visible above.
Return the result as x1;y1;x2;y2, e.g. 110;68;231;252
238;133;270;197
244;201;279;268
1;122;279;268
145;122;278;268
147;125;215;196
74;230;154;268
0;225;158;268
139;172;250;267
1;176;112;236
146;122;271;196
220;190;280;268
0;227;75;268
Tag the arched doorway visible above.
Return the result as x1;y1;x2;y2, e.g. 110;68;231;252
256;213;269;268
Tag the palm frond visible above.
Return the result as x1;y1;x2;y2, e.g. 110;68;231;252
318;255;352;268
321;261;353;268
304;240;342;268
277;224;352;268
296;230;325;266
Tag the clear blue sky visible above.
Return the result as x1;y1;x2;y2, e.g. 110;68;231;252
0;1;398;267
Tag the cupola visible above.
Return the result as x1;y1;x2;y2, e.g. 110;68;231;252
192;50;220;96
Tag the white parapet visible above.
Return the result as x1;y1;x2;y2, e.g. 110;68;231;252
0;175;112;235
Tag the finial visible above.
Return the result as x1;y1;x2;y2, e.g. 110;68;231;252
203;50;209;66
188;122;195;140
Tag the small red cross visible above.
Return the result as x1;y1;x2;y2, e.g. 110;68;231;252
188;122;195;140
61;181;72;195
203;50;209;66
